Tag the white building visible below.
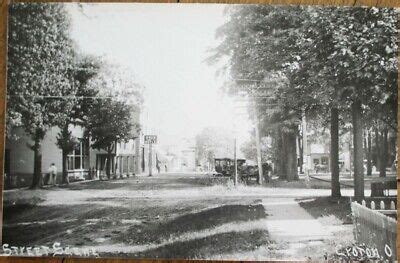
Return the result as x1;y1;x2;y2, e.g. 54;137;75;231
5;125;141;187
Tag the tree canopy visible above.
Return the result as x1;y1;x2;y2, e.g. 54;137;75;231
210;5;398;196
7;3;76;188
7;3;75;140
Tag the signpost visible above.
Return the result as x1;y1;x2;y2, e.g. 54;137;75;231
144;135;157;176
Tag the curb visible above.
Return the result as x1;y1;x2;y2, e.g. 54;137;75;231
4;178;100;193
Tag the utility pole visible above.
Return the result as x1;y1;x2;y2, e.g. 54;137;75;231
149;143;152;176
231;78;269;185
302;110;310;181
253;101;263;185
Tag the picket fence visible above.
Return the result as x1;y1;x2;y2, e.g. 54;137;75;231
351;200;397;260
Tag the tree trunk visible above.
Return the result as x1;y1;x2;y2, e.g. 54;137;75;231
286;130;298;181
62;149;69;184
352;100;364;201
106;148;112;180
330;107;341;198
375;128;380;172
278;131;286;180
298;134;303;174
61;124;70;184
366;130;372;176
30;136;43;189
270;136;277;175
379;127;388;177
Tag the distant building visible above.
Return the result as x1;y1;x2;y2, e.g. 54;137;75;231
181;147;196;172
180;137;197;172
309;144;330;173
306;143;354;173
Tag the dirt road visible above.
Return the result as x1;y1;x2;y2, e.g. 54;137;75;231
3;173;353;260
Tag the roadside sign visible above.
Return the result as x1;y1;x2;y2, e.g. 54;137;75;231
144;135;157;144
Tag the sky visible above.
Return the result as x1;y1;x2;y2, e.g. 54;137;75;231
67;3;252;150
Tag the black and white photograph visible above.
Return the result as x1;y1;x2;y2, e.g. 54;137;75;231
2;3;398;261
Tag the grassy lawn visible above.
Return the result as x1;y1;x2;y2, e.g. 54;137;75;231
297;196;352;223
3;177;271;259
3;174;365;260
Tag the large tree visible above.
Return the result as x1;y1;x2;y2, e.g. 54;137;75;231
211;5;397;199
210;6;308;181
55;55;102;184
240;136;270;164
85;65;142;179
282;6;397;198
7;3;75;188
316;7;398;200
195;126;235;170
86;98;139;179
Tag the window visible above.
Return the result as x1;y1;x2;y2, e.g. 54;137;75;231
313;158;320;165
321;157;328;165
67;139;89;171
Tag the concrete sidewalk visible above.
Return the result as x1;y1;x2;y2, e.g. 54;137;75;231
262;198;334;259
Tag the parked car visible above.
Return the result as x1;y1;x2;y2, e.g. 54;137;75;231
214;158;246;177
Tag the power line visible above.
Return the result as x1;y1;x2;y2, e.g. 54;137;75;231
231;78;263;82
235;103;280;108
233;97;278;100
8;95;115;100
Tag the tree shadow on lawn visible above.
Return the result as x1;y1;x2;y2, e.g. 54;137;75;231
113;230;270;259
2;203;134;248
3;203;96;224
3;220;80;246
297;196;352;223
118;203;267;245
3;205;139;248
2;203;107;246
